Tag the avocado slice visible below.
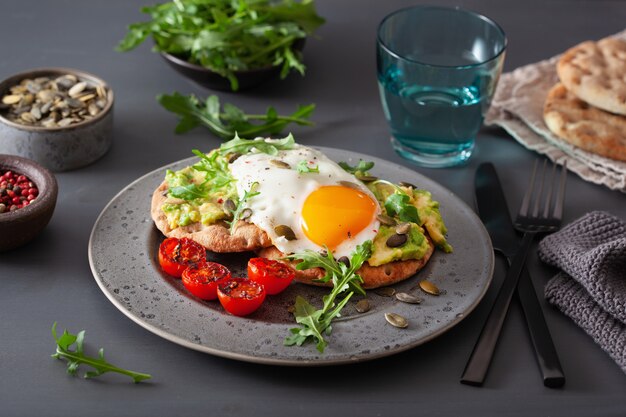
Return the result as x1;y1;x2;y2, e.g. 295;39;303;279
412;189;453;253
368;224;431;266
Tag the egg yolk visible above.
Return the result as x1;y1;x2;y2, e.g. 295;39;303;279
301;185;377;250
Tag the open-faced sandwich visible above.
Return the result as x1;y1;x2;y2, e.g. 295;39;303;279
151;134;452;290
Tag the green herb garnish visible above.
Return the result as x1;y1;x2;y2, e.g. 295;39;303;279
51;323;151;383
117;0;325;90
158;92;315;139
339;160;375;176
384;192;419;224
296;159;319;173
218;132;297;156
284;241;372;353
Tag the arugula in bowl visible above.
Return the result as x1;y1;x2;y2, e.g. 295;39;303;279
117;0;325;90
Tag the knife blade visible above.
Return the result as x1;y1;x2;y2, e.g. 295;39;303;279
461;162;564;387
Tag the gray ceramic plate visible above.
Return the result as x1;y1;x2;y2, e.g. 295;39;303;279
88;148;494;366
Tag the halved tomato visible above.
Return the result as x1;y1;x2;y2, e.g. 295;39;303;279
158;237;206;278
182;261;231;300
247;258;295;295
217;278;266;317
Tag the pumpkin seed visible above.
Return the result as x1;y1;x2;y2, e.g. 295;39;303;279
338;180;361;190
399;181;417;189
374;287;396;297
337;256;350;268
386;233;407;248
419;280;440;296
376;213;397;226
239;208;253;221
274;225;297;241
57;117;73;127
355;299;370;313
355;173;378;182
385;313;408;328
270;159;290;169
224;199;237;213
20;112;36;123
395;292;422;304
395;222;411;235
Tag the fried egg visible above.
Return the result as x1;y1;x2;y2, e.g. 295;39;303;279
229;144;380;258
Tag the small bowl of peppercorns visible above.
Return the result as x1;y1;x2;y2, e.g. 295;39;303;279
0;154;57;251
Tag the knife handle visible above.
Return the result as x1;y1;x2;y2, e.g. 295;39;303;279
517;269;565;388
460;232;534;386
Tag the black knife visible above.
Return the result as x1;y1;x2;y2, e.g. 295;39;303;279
461;163;565;387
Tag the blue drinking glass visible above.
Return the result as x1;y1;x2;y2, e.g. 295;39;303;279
377;6;507;167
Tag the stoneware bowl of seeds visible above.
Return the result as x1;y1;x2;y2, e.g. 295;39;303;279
0;154;57;251
0;67;113;171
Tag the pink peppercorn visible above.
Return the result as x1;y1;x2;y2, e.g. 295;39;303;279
0;169;38;213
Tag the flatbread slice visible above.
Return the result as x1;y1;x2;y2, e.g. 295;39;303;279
543;83;626;162
557;38;626;115
151;180;273;252
257;240;435;290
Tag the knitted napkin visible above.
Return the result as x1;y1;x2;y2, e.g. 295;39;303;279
538;211;626;372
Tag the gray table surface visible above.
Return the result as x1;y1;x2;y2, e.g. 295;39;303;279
1;0;625;416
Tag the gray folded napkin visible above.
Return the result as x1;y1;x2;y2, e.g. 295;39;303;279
538;211;626;373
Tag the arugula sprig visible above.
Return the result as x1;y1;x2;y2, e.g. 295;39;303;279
284;241;372;353
218;132;296;155
339;160;375;177
158;92;315;139
51;323;151;383
370;180;420;224
117;0;325;90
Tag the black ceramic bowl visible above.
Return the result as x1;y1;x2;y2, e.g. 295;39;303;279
0;155;58;251
160;39;306;91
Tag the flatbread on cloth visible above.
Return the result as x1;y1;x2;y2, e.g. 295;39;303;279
557;38;626;116
543;83;626;162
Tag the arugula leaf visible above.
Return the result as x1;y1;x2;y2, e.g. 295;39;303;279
158;92;315;139
385;192;420;223
339;160;375;175
117;0;325;91
168;182;210;200
51;323;151;383
218;132;296;156
296;160;319;173
284;241;372;352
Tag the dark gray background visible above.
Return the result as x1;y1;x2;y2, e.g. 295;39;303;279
1;0;625;416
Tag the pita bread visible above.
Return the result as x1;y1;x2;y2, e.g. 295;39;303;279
257;240;434;290
557;38;626;116
543;83;626;162
151;180;273;252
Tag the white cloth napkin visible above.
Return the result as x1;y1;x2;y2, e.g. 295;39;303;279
485;30;626;193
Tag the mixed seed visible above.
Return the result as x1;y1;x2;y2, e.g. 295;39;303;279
0;74;110;128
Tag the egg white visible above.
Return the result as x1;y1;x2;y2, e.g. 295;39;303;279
229;144;380;258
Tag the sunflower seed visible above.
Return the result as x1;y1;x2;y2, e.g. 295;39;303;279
355;299;370;313
376;213;397;226
386;233;407;248
275;225;297;241
2;95;21;105
419;280;440;296
395;292;422;304
395;222;411;235
57;117;73;127
20;112;36;123
374;287;396;297
25;81;41;94
385;313;408;328
30;105;42;120
68;81;86;97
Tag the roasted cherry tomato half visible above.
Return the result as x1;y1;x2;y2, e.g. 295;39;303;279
182;261;232;300
247;257;295;295
158;237;206;278
217;278;266;317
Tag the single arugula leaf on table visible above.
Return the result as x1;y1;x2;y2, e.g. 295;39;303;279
284;241;372;353
158;92;315;139
51;322;151;383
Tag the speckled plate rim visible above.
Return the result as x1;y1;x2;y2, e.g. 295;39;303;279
88;147;494;366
